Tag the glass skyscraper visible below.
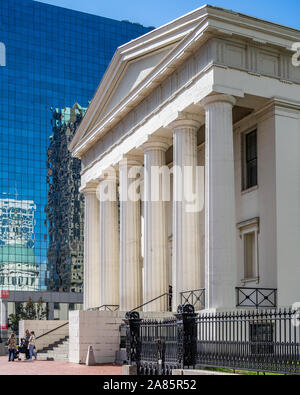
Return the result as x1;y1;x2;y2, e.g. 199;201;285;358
0;0;152;308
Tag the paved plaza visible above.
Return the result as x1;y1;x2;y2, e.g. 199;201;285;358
0;357;122;375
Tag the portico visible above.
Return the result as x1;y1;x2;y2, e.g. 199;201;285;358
70;5;300;315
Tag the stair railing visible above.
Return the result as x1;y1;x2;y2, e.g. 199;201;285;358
35;322;69;341
130;293;172;313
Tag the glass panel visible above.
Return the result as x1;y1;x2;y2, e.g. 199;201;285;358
245;130;258;189
0;0;152;298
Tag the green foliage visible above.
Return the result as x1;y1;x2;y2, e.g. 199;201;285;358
8;297;48;333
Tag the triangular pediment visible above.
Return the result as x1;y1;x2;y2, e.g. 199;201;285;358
70;4;300;158
69;6;209;153
101;45;175;118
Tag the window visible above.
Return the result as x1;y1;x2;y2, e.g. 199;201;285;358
243;129;258;190
244;232;255;279
237;218;259;284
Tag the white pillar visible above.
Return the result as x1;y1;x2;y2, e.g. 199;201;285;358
82;183;100;310
99;169;120;307
202;94;237;310
171;113;203;310
142;137;170;312
119;156;143;312
0;299;8;341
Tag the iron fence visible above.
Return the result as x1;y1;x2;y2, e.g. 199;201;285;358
196;309;300;374
180;288;205;311
138;317;179;375
124;305;300;375
236;287;277;309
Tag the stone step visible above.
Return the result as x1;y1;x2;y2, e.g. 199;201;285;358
37;337;69;362
39;336;69;353
53;345;69;351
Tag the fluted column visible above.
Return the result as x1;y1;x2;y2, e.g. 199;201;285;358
119;155;143;311
171;113;203;310
99;169;120;307
202;94;237;310
142;137;170;312
82;182;100;310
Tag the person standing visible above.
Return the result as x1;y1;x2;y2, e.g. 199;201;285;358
7;333;17;362
28;331;37;361
24;329;30;360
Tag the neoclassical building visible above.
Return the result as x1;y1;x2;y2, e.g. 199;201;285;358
70;5;300;313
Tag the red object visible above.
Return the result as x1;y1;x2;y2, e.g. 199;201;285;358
0;324;8;330
0;290;9;299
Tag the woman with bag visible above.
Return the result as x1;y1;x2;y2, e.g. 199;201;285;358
7;333;17;362
28;331;37;361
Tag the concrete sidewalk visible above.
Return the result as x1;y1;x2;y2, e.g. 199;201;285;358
0;356;122;375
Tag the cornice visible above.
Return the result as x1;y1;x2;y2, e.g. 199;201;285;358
70;5;300;158
234;97;300;131
69;5;210;153
70;17;212;157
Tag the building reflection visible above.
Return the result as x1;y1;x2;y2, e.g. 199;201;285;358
0;197;39;290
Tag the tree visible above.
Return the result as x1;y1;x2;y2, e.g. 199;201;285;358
8;297;48;333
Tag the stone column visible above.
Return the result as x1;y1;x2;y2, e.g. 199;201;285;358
142;137;170;312
0;299;8;330
47;302;55;320
171;112;203;310
119;155;143;312
82;182;100;310
202;94;237;310
99;169;120;307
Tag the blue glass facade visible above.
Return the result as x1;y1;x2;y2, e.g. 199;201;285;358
0;0;152;293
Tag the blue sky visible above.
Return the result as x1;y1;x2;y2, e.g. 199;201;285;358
36;0;300;29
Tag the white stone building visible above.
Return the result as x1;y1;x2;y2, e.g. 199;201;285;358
70;5;300;319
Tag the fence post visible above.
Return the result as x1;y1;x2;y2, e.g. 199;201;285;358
124;311;141;367
175;304;197;369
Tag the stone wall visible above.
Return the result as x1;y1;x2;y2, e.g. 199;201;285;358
69;310;174;364
19;320;68;351
69;310;123;364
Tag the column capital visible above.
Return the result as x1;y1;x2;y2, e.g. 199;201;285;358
142;135;171;153
80;181;99;195
119;153;144;169
201;94;236;108
170;111;204;131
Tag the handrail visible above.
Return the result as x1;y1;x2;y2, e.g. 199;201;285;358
89;305;120;312
130;293;171;312
35;322;69;341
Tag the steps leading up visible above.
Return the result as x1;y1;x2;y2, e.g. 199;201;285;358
38;336;69;362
